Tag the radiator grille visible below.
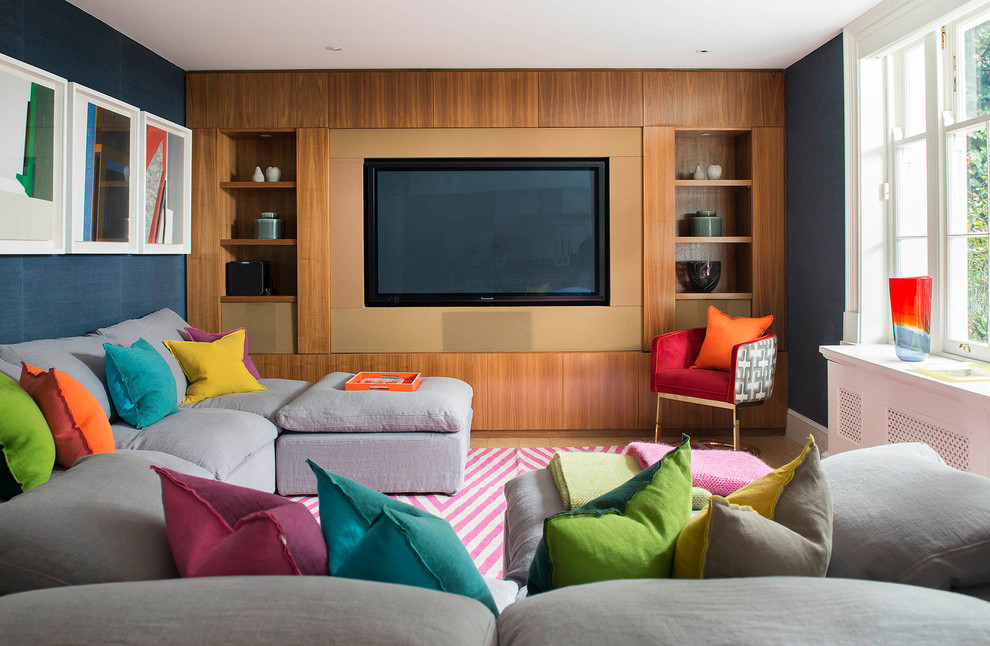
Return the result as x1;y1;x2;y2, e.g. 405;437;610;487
837;388;862;445
887;407;969;471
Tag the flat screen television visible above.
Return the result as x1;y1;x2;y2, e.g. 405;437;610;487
364;158;609;306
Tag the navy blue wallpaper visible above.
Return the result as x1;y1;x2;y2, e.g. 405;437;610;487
0;0;185;343
785;35;845;427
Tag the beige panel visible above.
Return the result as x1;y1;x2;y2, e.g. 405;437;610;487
331;308;444;353
329;158;365;308
608;156;642;307
673;299;751;330
329;128;642;159
222;303;297;354
442;311;533;352
529;307;641;351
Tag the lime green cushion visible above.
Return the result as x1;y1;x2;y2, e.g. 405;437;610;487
528;437;692;594
308;460;499;615
0;373;55;499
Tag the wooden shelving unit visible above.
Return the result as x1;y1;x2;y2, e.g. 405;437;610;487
221;295;297;303
675;292;753;300
675;236;752;244
220;238;297;246
674;179;752;187
220;181;297;189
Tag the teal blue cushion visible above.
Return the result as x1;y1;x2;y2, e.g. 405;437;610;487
308;460;499;615
103;338;178;429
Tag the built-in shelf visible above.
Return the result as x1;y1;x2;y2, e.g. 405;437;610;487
674;179;752;187
220;238;297;246
675;292;753;300
220;181;297;190
675;236;753;244
220;295;297;303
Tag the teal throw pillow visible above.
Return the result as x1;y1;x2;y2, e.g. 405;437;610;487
104;338;178;428
308;460;499;615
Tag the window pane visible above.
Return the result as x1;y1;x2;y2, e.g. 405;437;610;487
894;140;928;237
896;238;928;277
963;16;990;120
947;236;989;344
947;126;989;236
902;43;927;138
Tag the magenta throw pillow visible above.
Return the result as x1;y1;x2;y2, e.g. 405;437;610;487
152;466;327;577
183;326;261;379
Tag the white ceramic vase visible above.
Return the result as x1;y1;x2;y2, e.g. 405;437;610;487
251;166;265;182
692;163;706;180
265;166;282;182
706;164;723;180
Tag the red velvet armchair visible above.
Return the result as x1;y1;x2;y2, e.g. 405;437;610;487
650;327;777;450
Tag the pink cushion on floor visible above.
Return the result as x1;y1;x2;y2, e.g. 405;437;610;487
625;442;772;496
653;368;731;403
153;466;327;577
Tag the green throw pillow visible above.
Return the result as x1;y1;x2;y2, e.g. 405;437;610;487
307;460;499;615
0;373;55;499
528;436;692;594
104;338;178;428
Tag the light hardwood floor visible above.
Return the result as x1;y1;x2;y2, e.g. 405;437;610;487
471;431;804;469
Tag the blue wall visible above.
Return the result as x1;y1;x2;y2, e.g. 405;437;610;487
785;35;846;426
0;0;185;343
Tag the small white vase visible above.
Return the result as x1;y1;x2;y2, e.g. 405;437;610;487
692;163;706;180
265;166;282;182
706;164;723;180
251;166;265;182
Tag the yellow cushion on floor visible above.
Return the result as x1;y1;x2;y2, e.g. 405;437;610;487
164;330;266;403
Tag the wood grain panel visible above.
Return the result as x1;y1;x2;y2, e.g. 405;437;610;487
433;71;539;127
561;353;641;429
539;71;643;127
185;74;214;128
644;71;752;127
752;72;786;127
296;128;331;353
186;129;221;332
643;127;676;349
328;71;433;128
751;127;787;348
483;353;563;430
214;73;329;128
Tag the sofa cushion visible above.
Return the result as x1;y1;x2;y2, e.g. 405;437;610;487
19;363;115;468
112;409;277;481
0;451;210;596
154;467;327;577
0;358;18;380
503;468;565;587
653;368;731;401
184;326;262;379
103;338;178;428
496;578;990;646
95;308;190;406
0;334;114;419
276;372;473;433
824;442;990;592
0;373;55;498
164;330;267;403
181;378;311;422
0;577;499;646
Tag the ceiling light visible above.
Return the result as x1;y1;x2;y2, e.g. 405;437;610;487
326;46;343;52
695;49;710;54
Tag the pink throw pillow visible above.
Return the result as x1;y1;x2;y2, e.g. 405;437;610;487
183;327;261;379
626;441;773;497
152;466;327;577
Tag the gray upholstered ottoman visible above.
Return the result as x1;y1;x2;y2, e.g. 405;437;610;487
273;372;473;495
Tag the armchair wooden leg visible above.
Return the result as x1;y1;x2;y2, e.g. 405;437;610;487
732;407;740;451
654;394;662;444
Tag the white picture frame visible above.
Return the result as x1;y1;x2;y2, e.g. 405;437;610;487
138;112;192;255
66;82;141;254
0;52;67;255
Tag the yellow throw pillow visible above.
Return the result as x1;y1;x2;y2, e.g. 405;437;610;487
673;437;832;579
163;330;266;403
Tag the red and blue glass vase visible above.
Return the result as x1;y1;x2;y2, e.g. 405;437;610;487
889;276;933;362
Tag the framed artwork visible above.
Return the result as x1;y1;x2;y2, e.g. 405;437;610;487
66;83;140;254
0;52;67;255
139;112;192;254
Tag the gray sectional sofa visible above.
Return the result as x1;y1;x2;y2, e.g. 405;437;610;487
0;308;471;495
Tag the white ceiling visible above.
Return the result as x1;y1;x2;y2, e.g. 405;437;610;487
67;0;880;71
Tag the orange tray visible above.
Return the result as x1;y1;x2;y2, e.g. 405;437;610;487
345;371;422;392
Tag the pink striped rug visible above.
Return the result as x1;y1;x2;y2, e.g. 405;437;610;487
290;445;623;579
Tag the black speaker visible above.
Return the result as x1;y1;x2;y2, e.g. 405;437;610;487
226;261;270;296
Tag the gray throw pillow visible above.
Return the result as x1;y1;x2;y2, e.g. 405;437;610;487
823;442;990;591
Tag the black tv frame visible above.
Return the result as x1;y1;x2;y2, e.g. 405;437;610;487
363;158;610;307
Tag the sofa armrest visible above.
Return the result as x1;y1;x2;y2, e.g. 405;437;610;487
650;328;707;392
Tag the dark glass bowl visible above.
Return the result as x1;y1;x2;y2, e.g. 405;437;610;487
686;261;721;293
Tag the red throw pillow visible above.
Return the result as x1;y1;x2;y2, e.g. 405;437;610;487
692;306;773;372
19;363;114;468
183;327;261;379
153;466;327;577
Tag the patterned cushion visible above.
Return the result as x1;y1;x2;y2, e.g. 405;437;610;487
733;335;777;404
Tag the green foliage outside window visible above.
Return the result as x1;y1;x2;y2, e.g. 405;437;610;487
964;21;990;342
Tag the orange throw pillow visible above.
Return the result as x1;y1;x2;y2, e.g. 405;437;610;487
692;307;773;372
19;363;115;468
